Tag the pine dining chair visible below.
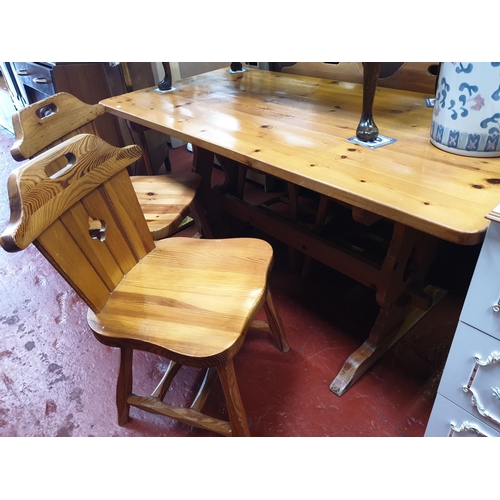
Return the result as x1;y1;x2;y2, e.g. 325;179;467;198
0;133;289;436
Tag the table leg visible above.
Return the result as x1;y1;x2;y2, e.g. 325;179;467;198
192;147;243;237
193;146;445;396
329;224;445;396
191;146;215;224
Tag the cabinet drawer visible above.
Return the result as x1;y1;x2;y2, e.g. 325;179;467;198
460;221;500;340
425;394;499;437
13;62;55;96
437;322;500;432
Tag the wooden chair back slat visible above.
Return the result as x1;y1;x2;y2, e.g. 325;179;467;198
1;134;150;313
11;92;104;161
35;215;113;312
60;201;123;291
81;186;141;276
102;170;156;260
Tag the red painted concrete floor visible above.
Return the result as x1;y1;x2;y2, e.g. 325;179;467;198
0;125;482;437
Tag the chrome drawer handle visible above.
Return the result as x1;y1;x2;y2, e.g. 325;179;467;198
16;70;29;76
492;302;500;312
32;77;51;84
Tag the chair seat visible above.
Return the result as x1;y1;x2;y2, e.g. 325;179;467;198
87;237;274;364
130;173;202;239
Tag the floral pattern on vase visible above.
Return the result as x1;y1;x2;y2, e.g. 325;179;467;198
430;62;500;157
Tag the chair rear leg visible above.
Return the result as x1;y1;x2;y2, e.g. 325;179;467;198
192;201;213;239
116;347;133;425
264;288;289;353
217;359;250;437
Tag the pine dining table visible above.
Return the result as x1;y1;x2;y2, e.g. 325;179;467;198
100;66;500;396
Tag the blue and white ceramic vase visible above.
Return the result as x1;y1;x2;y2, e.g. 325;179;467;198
430;62;500;157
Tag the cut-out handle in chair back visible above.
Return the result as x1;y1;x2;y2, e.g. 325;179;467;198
10;93;104;161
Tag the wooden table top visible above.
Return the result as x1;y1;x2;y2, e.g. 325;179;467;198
101;67;500;245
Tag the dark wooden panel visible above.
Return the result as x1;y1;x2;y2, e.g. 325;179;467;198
52;63;124;148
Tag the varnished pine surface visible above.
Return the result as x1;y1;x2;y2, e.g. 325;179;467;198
88;237;273;363
101;67;500;245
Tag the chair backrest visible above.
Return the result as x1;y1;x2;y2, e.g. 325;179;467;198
281;62;439;94
0;134;153;313
10;92;105;161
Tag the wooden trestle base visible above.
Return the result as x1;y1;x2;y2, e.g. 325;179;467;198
329;285;447;396
194;146;447;397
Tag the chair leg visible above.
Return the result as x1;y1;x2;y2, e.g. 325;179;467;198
116;347;133;425
151;360;182;400
217;360;250;437
126;120;154;175
193;202;214;238
287;182;300;271
264;288;290;353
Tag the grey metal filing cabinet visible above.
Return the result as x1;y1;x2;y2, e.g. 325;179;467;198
425;207;500;437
